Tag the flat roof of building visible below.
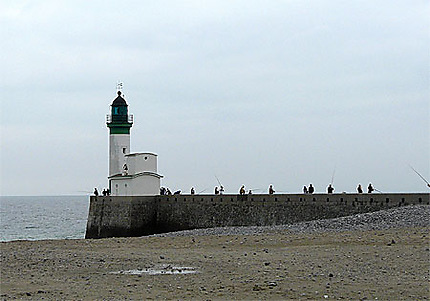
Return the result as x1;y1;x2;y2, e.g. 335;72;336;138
125;152;158;157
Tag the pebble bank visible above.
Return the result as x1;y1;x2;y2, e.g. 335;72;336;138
150;204;429;237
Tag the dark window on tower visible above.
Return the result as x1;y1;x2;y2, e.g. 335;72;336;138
114;107;119;115
122;148;126;154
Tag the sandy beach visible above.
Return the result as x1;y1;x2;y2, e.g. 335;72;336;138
1;224;429;300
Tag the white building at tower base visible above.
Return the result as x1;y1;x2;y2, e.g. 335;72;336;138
109;152;162;196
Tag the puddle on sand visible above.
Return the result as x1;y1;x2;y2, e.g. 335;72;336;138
111;265;197;275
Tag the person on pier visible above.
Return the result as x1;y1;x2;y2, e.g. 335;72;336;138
160;187;166;195
269;184;275;194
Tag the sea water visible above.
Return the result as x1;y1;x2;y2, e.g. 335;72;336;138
0;195;89;242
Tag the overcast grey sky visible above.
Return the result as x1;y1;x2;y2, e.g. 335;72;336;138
1;1;429;196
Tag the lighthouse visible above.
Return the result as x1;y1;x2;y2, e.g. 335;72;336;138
107;89;163;196
107;90;133;178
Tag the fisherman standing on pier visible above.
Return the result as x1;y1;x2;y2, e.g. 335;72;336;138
368;183;374;193
308;184;315;194
239;185;246;195
269;184;275;194
357;184;363;193
215;186;219;195
303;186;308;194
327;184;334;194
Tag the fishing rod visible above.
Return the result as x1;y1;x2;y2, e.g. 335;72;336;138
331;166;336;185
409;164;430;187
248;188;262;194
197;188;208;195
214;175;222;187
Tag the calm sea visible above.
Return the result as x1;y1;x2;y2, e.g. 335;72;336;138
0;195;89;242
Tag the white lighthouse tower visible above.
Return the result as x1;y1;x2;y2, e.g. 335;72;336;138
107;90;133;178
107;89;163;195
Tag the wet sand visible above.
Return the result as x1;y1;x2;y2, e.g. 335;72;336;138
1;227;429;300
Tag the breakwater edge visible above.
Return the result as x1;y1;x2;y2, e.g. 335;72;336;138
86;192;429;239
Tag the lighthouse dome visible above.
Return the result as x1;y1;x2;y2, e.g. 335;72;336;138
112;91;127;106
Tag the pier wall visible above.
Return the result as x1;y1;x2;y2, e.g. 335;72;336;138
85;193;429;239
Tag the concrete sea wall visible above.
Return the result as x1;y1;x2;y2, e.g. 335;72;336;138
85;193;429;239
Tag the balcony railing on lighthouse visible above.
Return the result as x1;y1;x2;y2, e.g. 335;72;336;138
106;114;134;123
